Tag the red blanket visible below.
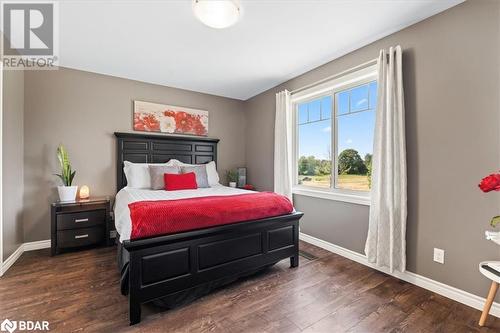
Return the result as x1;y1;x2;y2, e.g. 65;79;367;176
128;192;293;239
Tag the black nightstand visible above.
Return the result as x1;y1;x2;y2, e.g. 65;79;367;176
51;197;112;256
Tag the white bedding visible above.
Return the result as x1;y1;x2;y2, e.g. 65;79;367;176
114;185;254;242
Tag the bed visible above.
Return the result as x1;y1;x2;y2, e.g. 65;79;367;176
114;132;303;325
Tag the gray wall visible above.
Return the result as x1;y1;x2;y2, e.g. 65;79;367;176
23;67;246;242
2;69;25;260
245;0;500;300
296;196;369;254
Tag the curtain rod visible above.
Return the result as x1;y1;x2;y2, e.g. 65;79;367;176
290;57;378;95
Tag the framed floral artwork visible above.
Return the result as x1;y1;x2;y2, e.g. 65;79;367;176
133;100;208;136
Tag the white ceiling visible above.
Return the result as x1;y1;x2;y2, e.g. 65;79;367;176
59;0;464;100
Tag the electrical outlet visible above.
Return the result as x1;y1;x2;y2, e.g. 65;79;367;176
433;248;445;264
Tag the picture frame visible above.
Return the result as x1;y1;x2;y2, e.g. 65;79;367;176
133;100;208;136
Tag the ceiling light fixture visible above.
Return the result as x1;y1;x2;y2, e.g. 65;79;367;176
193;0;240;29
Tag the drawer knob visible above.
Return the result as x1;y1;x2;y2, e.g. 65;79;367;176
75;234;89;239
74;218;89;223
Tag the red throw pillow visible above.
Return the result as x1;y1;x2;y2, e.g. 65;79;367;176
164;172;198;191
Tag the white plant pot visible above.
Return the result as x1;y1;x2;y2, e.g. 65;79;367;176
229;182;237;188
57;186;78;202
485;231;500;246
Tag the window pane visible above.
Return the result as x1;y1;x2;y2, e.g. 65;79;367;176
369;81;377;109
337;110;375;191
321;96;332;120
337;91;349;115
350;85;369;112
298;119;331;188
298;103;308;124
308;99;321;122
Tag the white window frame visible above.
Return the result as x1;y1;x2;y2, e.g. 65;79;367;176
291;64;377;206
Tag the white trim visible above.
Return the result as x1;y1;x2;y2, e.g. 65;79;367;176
291;58;378;95
0;244;23;276
0;239;51;276
24;239;51;252
299;232;500;318
291;65;378;103
293;187;370;206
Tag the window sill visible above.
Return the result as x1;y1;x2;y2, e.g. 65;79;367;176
292;187;371;206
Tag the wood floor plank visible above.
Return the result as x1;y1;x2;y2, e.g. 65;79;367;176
0;241;497;333
347;303;409;333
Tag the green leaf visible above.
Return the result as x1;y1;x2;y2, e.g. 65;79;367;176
69;170;76;186
57;145;69;170
53;174;65;185
57;146;62;167
491;216;500;228
56;145;76;186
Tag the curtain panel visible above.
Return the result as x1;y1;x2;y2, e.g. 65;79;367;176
274;90;293;201
365;45;407;273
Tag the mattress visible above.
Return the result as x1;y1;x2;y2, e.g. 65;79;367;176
114;185;254;242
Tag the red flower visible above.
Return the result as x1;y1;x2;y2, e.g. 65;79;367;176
478;173;500;192
134;113;160;132
193;122;207;136
133;113;145;131
163;110;175;117
173;112;193;133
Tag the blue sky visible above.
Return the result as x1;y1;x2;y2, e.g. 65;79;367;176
298;82;377;160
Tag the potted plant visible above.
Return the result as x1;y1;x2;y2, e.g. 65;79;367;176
54;145;77;202
478;172;500;245
226;169;238;188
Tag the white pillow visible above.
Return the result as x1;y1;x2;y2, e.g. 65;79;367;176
205;161;220;186
169;159;220;186
123;160;175;189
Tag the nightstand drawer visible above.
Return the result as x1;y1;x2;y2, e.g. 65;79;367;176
57;210;105;230
57;226;105;248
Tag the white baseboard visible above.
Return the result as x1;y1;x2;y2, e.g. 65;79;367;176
0;239;51;276
0;244;24;276
24;239;51;251
299;232;500;318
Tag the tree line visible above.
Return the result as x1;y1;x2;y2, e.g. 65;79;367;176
298;149;372;176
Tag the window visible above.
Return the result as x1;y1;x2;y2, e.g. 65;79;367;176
297;96;332;189
336;81;376;191
293;65;377;201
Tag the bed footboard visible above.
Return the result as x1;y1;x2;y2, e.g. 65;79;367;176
124;212;303;325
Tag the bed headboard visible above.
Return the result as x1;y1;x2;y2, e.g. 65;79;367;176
114;132;219;192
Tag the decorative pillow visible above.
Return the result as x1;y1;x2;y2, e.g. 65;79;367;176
164;172;198;191
181;165;209;188
123;161;176;189
166;159;189;167
205;161;220;186
149;165;180;190
170;159;220;187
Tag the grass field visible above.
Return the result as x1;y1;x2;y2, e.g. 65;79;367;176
298;174;370;191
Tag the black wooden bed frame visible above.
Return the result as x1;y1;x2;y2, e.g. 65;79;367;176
114;132;303;325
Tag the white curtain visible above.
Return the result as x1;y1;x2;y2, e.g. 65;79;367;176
274;90;293;201
365;46;407;273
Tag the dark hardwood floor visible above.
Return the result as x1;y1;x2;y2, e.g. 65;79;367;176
0;241;498;332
